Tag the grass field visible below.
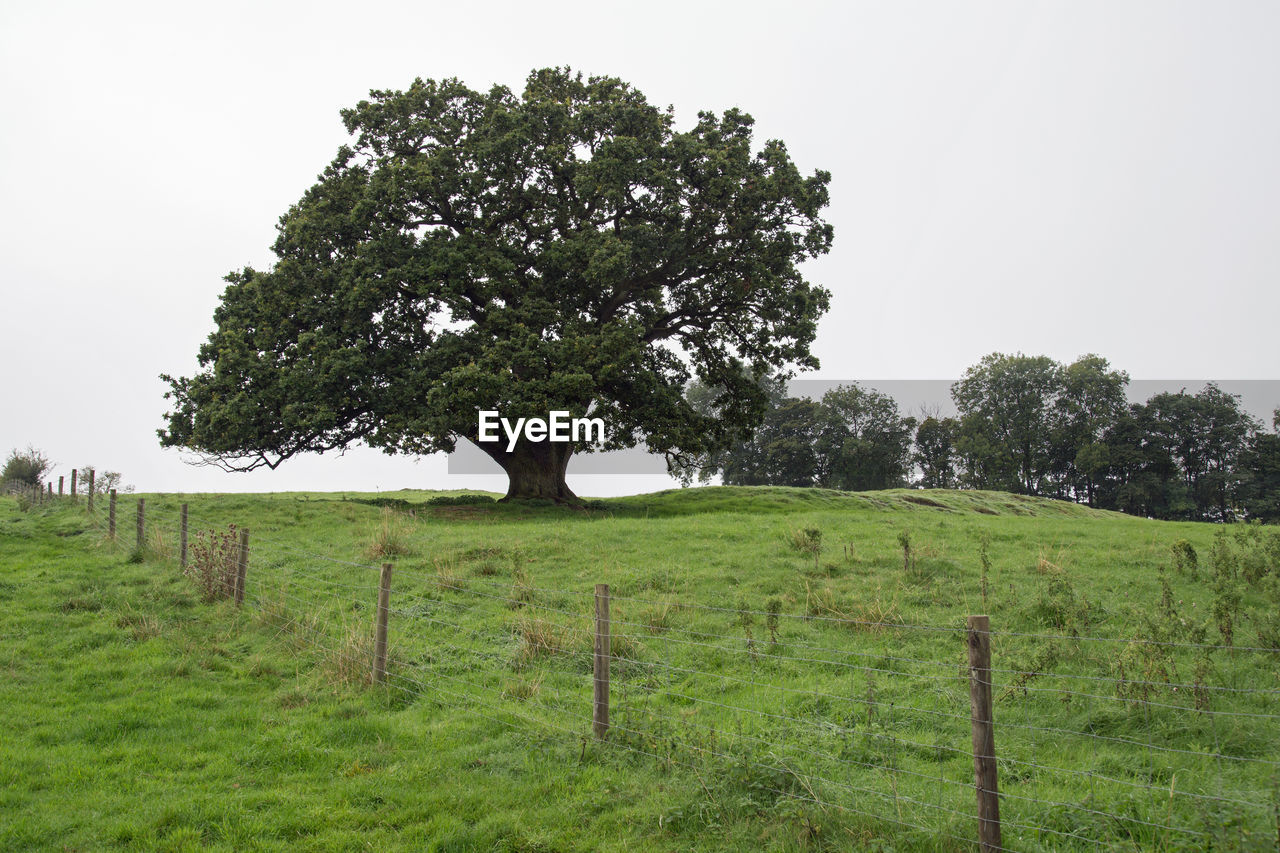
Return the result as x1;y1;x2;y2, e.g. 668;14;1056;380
2;486;1278;851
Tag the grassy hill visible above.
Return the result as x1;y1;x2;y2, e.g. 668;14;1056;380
2;486;1277;851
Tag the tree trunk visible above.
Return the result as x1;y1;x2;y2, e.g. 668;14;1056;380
476;439;579;503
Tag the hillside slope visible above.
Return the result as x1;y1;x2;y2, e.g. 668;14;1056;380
1;488;1275;851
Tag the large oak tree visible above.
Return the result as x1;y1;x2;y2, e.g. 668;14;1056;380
159;69;833;501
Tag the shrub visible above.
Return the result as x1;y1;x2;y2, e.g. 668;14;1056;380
1235;523;1274;587
2;446;52;488
425;494;496;506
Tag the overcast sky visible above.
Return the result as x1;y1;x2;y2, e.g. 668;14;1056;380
2;0;1277;496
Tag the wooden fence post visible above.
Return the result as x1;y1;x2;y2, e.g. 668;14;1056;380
70;469;77;501
136;499;145;552
87;470;95;512
968;614;1002;853
234;528;249;606
373;562;393;683
179;503;189;568
58;475;63;496
108;490;117;539
594;583;611;739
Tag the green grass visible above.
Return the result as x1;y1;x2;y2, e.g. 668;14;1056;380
2;487;1278;851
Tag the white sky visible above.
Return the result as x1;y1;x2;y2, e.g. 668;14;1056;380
2;1;1277;495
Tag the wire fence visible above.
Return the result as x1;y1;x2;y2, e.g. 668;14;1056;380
12;477;1280;852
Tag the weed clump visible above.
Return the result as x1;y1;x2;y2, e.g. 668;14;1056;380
735;598;757;659
1031;572;1092;634
1170;539;1198;579
1210;530;1243;646
789;527;823;572
765;597;782;645
1256;576;1280;651
186;524;240;602
897;529;913;573
979;532;992;607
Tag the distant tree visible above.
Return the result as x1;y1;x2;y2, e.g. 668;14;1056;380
1237;407;1280;522
914;416;960;489
76;467;135;496
721;397;823;487
1097;403;1189;518
952;353;1063;494
1052;354;1129;506
674;374;788;485
1145;385;1258;520
814;384;916;491
2;446;52;488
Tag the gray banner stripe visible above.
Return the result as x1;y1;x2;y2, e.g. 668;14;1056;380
447;379;1280;476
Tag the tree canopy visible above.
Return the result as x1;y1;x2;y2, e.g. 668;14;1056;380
159;68;834;501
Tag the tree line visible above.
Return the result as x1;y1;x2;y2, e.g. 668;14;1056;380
681;353;1280;522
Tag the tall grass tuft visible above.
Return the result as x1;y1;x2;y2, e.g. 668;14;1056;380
513;616;578;667
323;620;376;686
509;565;536;609
502;675;543;701
433;556;464;593
115;604;162;641
366;507;414;560
804;581;900;632
148;526;174;562
640;597;678;634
